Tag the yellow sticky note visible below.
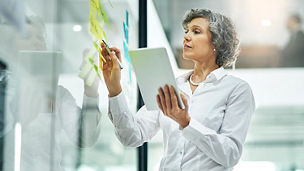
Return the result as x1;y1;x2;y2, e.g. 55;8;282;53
90;0;100;16
89;12;106;40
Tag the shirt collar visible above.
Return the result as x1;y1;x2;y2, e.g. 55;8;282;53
208;67;227;82
177;67;227;84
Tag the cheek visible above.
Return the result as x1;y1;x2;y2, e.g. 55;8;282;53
194;39;212;55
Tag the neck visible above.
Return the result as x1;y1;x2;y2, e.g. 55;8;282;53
191;62;219;83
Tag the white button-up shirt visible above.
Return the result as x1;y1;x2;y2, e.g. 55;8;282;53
108;67;255;171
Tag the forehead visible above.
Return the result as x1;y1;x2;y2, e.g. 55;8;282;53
187;17;209;29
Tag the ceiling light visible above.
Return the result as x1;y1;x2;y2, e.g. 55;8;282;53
261;19;272;27
73;25;82;32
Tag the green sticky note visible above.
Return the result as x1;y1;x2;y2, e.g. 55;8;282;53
93;64;101;79
94;41;99;51
88;57;102;80
89;58;95;65
108;0;113;8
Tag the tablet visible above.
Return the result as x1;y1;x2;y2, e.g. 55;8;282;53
129;47;185;111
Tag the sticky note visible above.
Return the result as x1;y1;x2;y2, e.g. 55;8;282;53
90;0;100;16
88;58;101;79
129;67;132;82
94;41;99;51
89;12;106;40
89;58;95;65
123;22;129;44
126;10;129;27
123;41;131;64
93;64;101;79
99;1;111;29
108;0;113;8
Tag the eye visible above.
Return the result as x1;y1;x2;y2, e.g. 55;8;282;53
194;29;201;34
184;30;189;34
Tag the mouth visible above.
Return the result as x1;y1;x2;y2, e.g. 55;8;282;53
183;44;192;49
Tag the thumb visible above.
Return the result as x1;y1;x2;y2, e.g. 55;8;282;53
180;93;188;110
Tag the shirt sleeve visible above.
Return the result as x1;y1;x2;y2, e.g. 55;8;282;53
80;95;102;147
182;81;255;168
108;91;160;147
56;86;101;147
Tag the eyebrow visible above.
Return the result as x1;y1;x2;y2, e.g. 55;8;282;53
190;25;202;29
185;24;203;31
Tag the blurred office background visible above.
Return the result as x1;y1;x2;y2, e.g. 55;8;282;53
0;0;304;171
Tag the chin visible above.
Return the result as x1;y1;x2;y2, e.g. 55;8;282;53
182;54;188;60
182;52;193;60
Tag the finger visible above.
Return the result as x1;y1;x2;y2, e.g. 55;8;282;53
101;48;111;62
100;43;111;61
180;93;189;111
169;86;178;109
110;47;121;62
100;41;106;49
102;59;109;71
158;88;167;113
164;85;172;110
102;55;113;72
109;53;120;69
100;41;104;47
156;95;164;113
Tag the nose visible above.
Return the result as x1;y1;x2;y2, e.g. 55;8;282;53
184;32;191;42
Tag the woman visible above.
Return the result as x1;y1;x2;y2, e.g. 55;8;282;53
101;9;255;171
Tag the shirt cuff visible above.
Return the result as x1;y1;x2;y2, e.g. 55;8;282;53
108;91;129;123
182;118;217;140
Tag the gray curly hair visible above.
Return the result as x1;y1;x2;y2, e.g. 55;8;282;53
182;9;240;67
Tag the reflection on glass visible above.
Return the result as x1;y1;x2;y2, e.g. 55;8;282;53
0;12;102;171
1;0;139;170
280;13;304;67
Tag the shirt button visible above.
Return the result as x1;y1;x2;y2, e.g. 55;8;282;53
180;151;183;155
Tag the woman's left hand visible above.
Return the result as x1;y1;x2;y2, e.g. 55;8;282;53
156;85;191;128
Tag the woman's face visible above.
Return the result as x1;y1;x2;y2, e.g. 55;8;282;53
183;18;215;64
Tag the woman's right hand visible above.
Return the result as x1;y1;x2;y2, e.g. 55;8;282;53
100;42;122;97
